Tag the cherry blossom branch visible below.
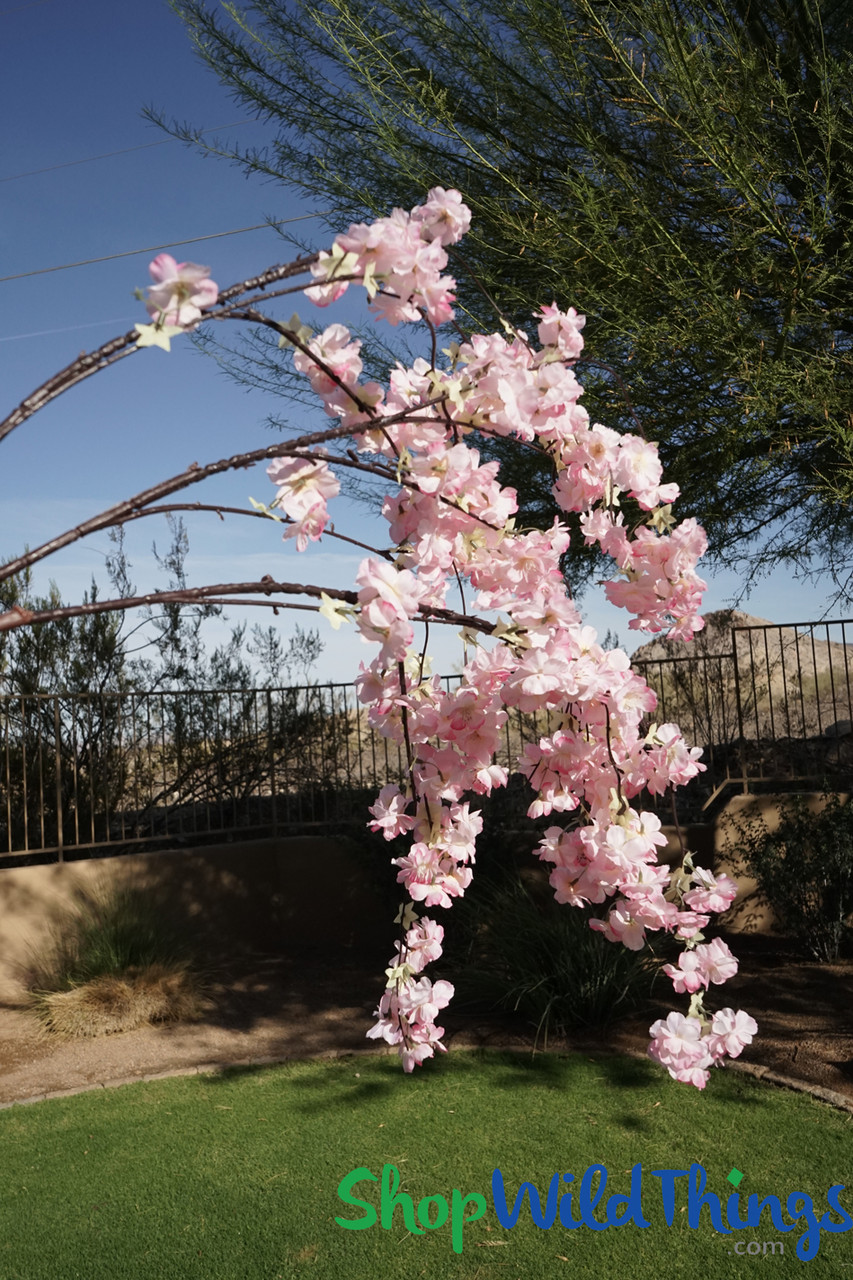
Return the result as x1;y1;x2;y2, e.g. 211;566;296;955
225;308;382;418
0;329;142;445
0;402;452;585
0;258;322;444
0;187;750;1087
0;577;499;635
1;400;508;589
84;501;397;562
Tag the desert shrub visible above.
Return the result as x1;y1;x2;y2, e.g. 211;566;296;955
27;885;190;991
26;885;204;1034
733;794;853;962
31;965;203;1038
449;870;661;1044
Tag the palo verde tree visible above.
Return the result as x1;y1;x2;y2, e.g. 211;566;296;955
162;0;853;599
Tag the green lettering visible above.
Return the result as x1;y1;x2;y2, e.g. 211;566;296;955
381;1163;425;1235
451;1188;487;1255
335;1166;379;1231
417;1193;449;1230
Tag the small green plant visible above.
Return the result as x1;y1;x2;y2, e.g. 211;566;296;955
733;794;853;962
28;885;189;990
451;871;660;1044
26;884;204;1035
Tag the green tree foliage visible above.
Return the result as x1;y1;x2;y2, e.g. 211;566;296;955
0;568;129;698
165;0;853;598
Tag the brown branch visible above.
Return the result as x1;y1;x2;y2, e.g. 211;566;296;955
0;329;141;444
99;501;396;561
214;255;320;305
0;423;403;585
0;391;504;586
0;258;321;445
0;578;499;636
224;308;380;418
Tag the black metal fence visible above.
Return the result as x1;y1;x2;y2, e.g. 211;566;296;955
2;617;850;864
0;677;550;865
632;617;853;818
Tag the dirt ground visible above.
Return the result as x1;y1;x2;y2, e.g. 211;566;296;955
0;933;851;1111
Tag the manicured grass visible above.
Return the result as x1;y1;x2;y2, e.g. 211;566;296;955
0;1050;851;1279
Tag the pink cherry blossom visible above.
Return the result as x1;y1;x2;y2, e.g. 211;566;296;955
660;936;732;993
683;867;739;915
706;1008;758;1059
589;904;647;950
663;950;707;994
266;456;340;550
410;186;472;245
146;255;218;328
648;1012;715;1088
402;919;445;972
369;785;415;840
260;189;757;1084
536;303;585;358
698;937;739;985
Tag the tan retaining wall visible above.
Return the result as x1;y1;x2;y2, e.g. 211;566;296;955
1;792;847;998
0;836;388;1000
660;791;850;933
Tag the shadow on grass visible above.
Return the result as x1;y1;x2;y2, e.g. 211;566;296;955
197;1044;784;1144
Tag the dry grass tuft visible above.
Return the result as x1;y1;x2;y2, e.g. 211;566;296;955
31;963;207;1038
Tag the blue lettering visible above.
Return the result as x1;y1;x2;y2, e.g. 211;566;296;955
605;1162;650;1228
687;1163;730;1234
559;1174;582;1228
578;1164;609;1231
725;1192;749;1230
491;1169;560;1228
746;1193;792;1234
821;1185;853;1233
651;1168;689;1226
787;1193;821;1261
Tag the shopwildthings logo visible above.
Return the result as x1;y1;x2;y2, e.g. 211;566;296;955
335;1162;852;1260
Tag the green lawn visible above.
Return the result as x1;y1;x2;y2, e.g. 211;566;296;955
0;1049;851;1279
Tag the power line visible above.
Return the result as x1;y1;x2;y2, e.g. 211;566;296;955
0;120;258;185
0;317;138;345
0;213;333;284
0;0;56;15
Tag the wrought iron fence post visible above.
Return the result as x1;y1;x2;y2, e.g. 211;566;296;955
53;696;63;862
266;688;278;837
730;628;749;795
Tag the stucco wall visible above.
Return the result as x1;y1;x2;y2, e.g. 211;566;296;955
1;792;847;999
0;836;388;1000
661;791;850;933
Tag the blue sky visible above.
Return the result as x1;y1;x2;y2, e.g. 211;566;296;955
0;0;841;687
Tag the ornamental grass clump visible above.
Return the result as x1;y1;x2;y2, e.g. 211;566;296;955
452;872;660;1044
26;886;205;1037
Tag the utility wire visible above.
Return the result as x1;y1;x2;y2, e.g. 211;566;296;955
0;213;333;284
0;0;56;15
1;120;258;184
0;317;138;345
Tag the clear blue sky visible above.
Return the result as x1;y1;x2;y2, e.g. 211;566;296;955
0;0;841;686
